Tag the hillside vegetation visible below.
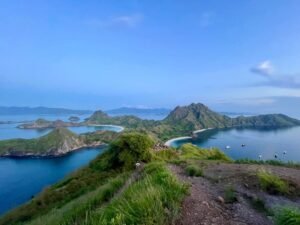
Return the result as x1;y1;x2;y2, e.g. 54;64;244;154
0;128;119;156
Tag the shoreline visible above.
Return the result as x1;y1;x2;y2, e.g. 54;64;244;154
164;128;212;147
87;124;125;132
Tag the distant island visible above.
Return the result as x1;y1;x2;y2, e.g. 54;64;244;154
17;119;83;129
0;106;92;115
86;103;300;141
4;102;300;157
0;128;119;157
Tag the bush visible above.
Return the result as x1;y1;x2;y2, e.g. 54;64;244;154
154;148;179;161
185;164;203;177
257;170;289;195
274;206;300;225
109;132;154;170
224;186;237;203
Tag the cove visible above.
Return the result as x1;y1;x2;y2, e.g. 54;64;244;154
170;126;300;162
0;146;106;215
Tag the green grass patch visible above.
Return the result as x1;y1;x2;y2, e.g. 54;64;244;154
180;144;232;162
27;173;128;225
153;148;180;161
257;170;289;195
185;164;203;177
85;162;188;225
235;159;300;169
224;186;237;203
274;206;300;225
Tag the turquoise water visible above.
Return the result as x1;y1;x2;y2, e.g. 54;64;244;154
0;147;105;215
171;127;300;162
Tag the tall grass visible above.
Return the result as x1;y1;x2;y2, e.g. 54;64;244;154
235;159;300;169
180;144;232;161
27;173;129;225
185;164;203;177
257;170;289;195
274;206;300;225
85;162;188;225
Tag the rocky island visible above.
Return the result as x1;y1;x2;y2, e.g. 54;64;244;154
0;128;119;157
17;118;83;129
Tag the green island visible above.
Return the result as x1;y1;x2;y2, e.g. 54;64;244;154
0;103;300;224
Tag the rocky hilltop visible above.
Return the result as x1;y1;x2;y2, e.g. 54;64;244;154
0;128;118;157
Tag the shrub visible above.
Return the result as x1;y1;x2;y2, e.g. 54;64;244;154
274;206;300;225
185;164;203;177
224;186;237;203
257;170;289;195
109;132;154;170
154;148;179;161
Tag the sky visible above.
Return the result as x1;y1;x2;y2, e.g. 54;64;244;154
0;0;300;117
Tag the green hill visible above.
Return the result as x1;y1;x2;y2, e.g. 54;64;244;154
0;128;118;157
85;103;300;141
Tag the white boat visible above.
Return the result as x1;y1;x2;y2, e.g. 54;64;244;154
225;145;231;149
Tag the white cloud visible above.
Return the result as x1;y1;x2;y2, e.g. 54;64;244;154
251;60;274;76
250;60;300;89
86;13;143;28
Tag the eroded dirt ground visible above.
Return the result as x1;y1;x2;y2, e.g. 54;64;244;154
170;162;300;225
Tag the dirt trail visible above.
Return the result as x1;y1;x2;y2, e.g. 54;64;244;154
169;164;272;225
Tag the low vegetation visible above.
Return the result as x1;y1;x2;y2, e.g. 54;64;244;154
224;186;237;203
86;162;188;225
274;206;300;225
235;158;300;169
257;169;289;195
185;164;203;177
180;143;232;162
27;174;129;225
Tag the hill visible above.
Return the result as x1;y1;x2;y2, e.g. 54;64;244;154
0;106;92;115
0;128;118;157
86;103;300;141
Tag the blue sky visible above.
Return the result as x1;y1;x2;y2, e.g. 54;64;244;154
1;0;300;116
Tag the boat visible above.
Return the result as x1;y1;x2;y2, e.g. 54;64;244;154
225;145;231;149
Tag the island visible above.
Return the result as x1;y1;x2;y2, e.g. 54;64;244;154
17;119;83;129
0;128;119;157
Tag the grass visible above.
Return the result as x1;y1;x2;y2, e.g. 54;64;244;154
180;144;232;162
224;186;237;203
249;197;268;213
274;206;300;225
257;169;289;195
185;164;203;177
26;173;129;225
235;158;300;169
85;162;188;225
